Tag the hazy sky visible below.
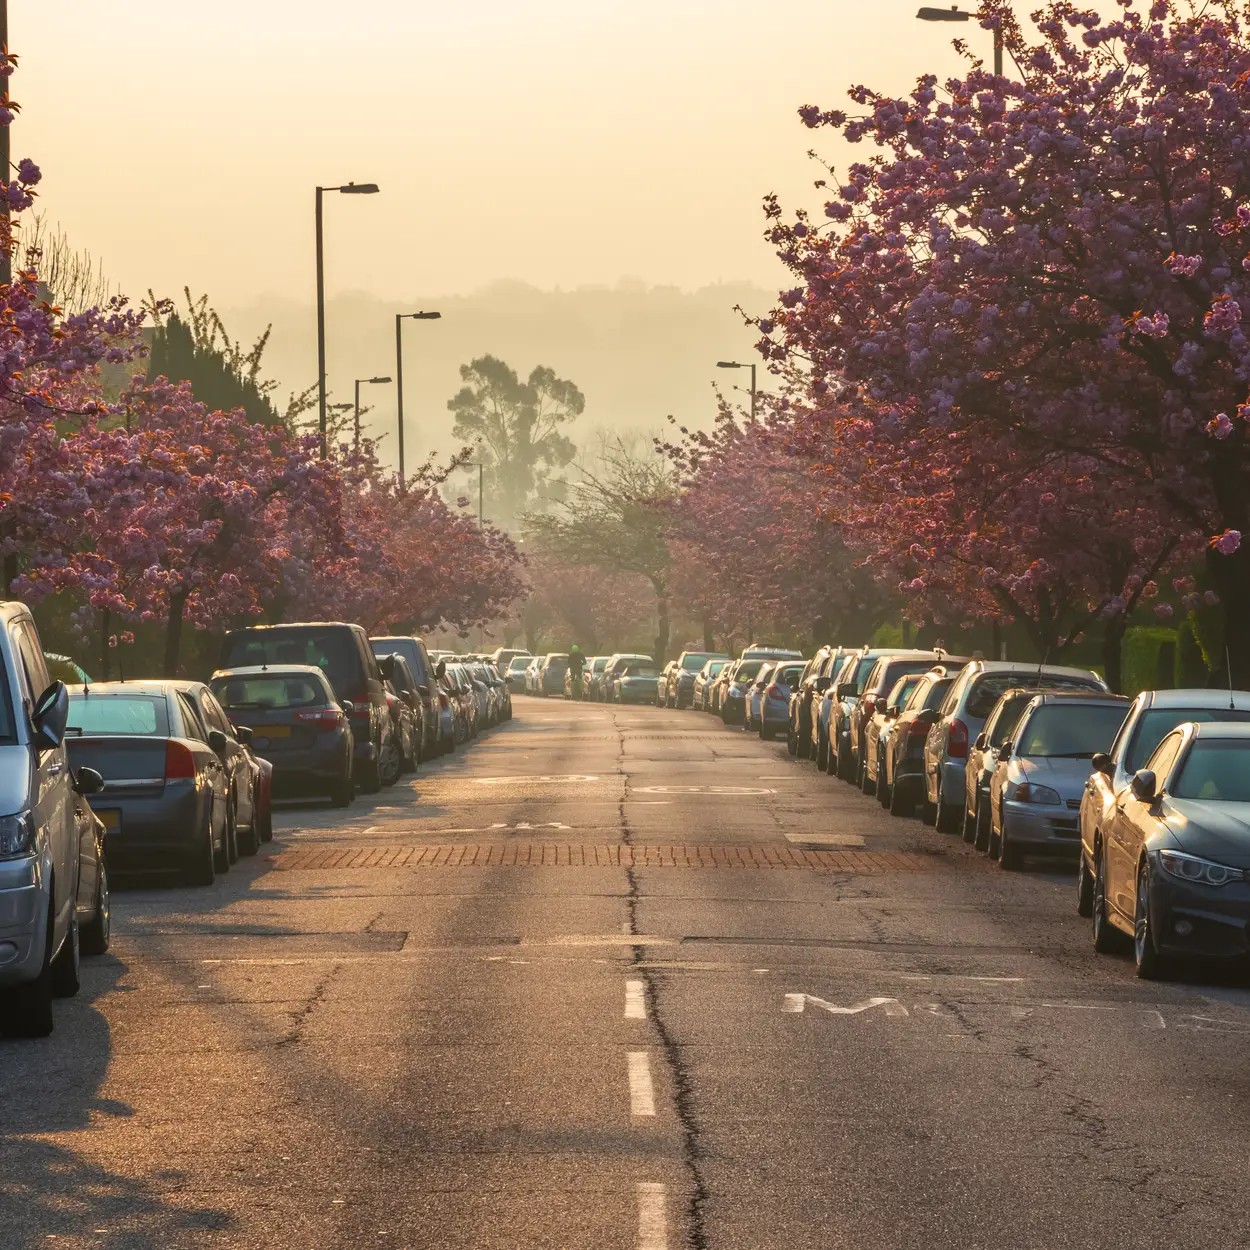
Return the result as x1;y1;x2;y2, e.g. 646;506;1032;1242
23;1;991;304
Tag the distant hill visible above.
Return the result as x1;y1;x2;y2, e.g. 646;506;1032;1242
217;279;777;472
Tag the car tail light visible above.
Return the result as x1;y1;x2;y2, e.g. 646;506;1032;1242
297;708;344;731
907;718;930;738
438;692;449;709
766;683;783;698
947;718;969;759
165;740;197;780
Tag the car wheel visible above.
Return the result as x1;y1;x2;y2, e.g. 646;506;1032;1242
921;798;937;826
961;801;977;844
998;817;1022;870
330;772;354;808
358;753;382;794
213;808;231;874
935;796;961;835
889;778;914;818
0;898;55;1038
1092;842;1120;953
815;733;828;771
226;802;240;864
80;858;111;956
1134;861;1166;979
1076;850;1095;918
186;817;216;886
51;914;81;999
974;798;992;853
379;737;401;787
238;817;259;858
860;759;876;796
797;726;811;760
877;753;891;808
787;726;798;756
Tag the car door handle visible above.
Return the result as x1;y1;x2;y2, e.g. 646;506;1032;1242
46;762;65;777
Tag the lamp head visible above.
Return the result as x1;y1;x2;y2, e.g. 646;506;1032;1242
369;376;392;384
339;182;380;194
716;361;743;369
916;5;971;20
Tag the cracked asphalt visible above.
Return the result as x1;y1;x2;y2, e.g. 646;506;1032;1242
3;696;1250;1248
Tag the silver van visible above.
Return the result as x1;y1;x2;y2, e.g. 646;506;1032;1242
0;603;86;1037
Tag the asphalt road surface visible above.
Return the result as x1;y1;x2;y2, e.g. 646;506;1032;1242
5;696;1250;1249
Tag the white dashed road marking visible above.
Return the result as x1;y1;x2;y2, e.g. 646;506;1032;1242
628;1051;656;1116
636;1182;668;1250
625;980;647;1019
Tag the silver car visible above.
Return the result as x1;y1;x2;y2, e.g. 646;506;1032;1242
0;602;85;1037
923;660;1107;833
987;691;1130;870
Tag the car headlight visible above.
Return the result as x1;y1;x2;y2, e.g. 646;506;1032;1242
1011;782;1062;805
1158;849;1246;887
0;811;36;859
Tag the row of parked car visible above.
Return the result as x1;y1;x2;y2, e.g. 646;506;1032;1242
0;609;519;1037
758;643;1250;982
514;651;668;704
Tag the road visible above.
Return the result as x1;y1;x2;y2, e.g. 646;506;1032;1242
4;696;1250;1249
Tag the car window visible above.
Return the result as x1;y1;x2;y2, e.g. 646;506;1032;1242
882;659;944;688
927;678;956;713
1015;704;1128;758
1171;740;1250;801
197;690;235;736
939;670;968;716
887;673;923;709
67;693;170;736
903;677;932;712
775;664;804;685
966;673;1101;719
16;621;51;701
735;659;766;682
178;693;210;742
848;657;876;692
212;674;328;709
1124;707;1250;773
225;628;363;698
863;660;885;692
986;694;1035;748
1144;731;1185;784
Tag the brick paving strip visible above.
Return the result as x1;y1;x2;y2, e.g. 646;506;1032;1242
269;845;941;872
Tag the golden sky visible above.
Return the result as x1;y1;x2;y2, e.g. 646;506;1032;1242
23;1;988;304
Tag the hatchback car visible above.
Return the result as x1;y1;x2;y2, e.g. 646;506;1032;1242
923;660;1106;833
211;665;355;806
720;656;772;725
0;604;85;1037
615;661;663;704
583;656;611;701
1091;721;1250;978
758;661;805;740
862;671;928;797
961;687;1048;850
656;661;679;707
743;663;777;732
789;646;844;759
881;667;961;816
505;654;531;694
668;651;728;708
371;635;440;762
693;659;727;712
222;622;389;793
986;691;1130;869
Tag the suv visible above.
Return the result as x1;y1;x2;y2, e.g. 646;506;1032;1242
668;651;728;708
221;622;389;793
922;660;1106;833
538;654;570;697
371;636;440;762
0;602;87;1037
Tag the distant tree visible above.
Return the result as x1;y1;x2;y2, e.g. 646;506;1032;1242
447;355;584;530
525;439;676;662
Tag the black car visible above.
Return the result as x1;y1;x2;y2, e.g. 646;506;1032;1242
371;635;440;762
211;665;355;807
882;667;960;817
378;652;425;769
222;622;388;793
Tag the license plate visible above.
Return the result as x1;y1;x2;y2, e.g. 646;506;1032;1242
96;809;121;833
258;724;291;739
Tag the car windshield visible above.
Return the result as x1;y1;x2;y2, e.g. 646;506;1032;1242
705;662;725;677
225;628;361;697
966;673;1100;718
682;654;714;670
844;656;876;693
507;658;529;673
372;638;428;685
775;664;804;686
987;694;1036;748
734;660;766;682
626;665;659;677
1125;707;1250;773
919;678;954;712
887;674;923;709
211;674;326;710
1016;704;1128;758
1172;740;1250;801
68;693;169;736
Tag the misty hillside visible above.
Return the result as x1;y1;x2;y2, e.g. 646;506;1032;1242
217;279;777;473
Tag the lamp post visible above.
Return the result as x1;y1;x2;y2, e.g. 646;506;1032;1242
916;5;1002;76
316;181;380;459
716;360;758;422
394;310;441;486
353;375;392;453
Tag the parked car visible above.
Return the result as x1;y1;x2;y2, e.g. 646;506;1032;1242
210;665;355;806
377;652;425;769
693;659;727;712
370;636;440;762
881;666;962;817
444;664;479;739
961;686;1050;850
862;671;928;798
614;661;663;704
173;680;264;856
788;646;841;759
604;653;653;699
812;652;861;770
743;663;778;733
668;651;728;708
524;656;544;694
657;661;679;707
986;691;1130;869
922;660;1107;833
66;681;233;884
1077;687;1250;922
222;622;390;793
741;644;804;661
536;653;569;697
584;656;611;702
1090;720;1250;978
757;660;805;740
0;604;88;1037
504;655;531;694
492;648;531;670
720;656;774;725
708;661;736;716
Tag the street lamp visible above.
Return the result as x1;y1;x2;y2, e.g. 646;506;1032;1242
353;375;392;453
716;360;758;422
316;181;380;459
916;5;1002;76
395;310;441;485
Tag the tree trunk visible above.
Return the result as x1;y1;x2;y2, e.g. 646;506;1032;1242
653;583;669;665
99;609;111;682
1101;615;1125;695
991;619;1003;662
163;591;188;678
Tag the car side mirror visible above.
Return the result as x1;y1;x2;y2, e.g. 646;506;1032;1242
974;733;988;750
435;660;447;679
999;740;1013;757
813;676;832;693
32;680;69;751
235;725;254;746
377;654;395;680
340;700;355;716
208;729;229;754
874;697;888;715
837;683;857;701
74;767;104;796
887;704;900;718
417;684;430;698
1131;769;1158;802
1092;752;1114;777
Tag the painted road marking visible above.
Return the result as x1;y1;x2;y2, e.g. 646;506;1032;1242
471;774;600;785
783;993;909;1017
637;785;776;795
784;833;866;848
628;1051;656;1116
637;1183;668;1250
625;980;647;1019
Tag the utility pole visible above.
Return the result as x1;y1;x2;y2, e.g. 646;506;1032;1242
394;310;441;486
